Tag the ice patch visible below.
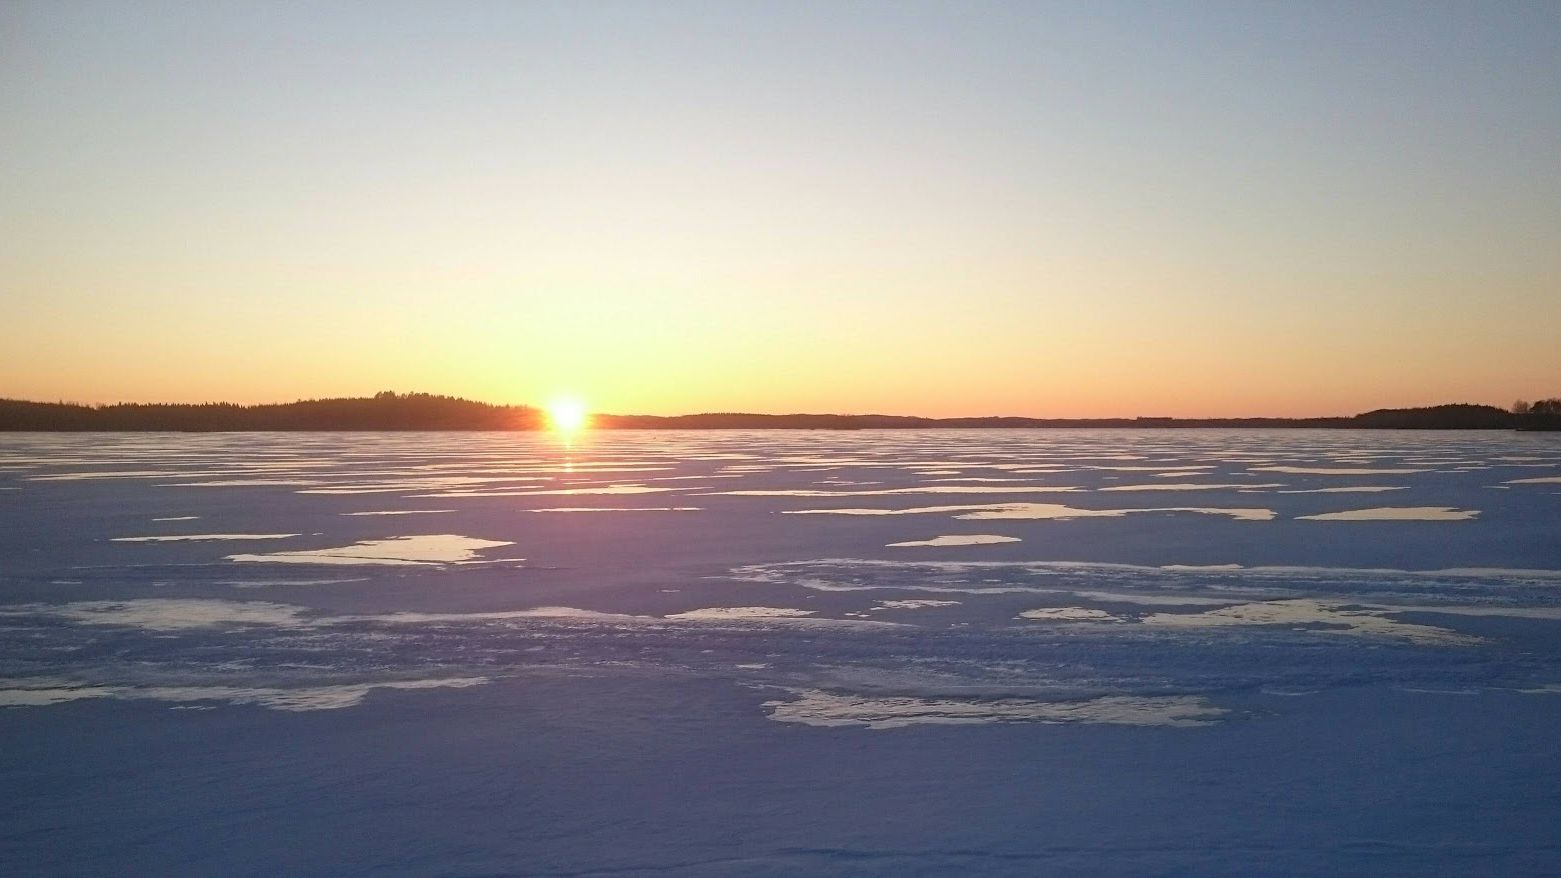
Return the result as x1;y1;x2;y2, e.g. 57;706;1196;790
417;485;679;497
0;677;490;711
0;599;310;630
526;506;702;512
228;534;514;565
1017;607;1124;622
1296;507;1479;521
786;503;1275;521
340;509;456;516
1141;599;1479;645
334;607;649;624
954;504;1276;522
1098;483;1284;492
709;486;1081;497
1251;466;1429;475
113;534;299;542
874;600;962;610
764;689;1226;729
666;607;817;620
886;535;1021;548
663;607;899;627
170;479;321;487
1275;487;1406;494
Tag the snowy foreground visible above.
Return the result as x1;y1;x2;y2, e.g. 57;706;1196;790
2;429;1560;876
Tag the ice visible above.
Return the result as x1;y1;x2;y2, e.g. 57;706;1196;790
227;534;515;565
113;533;299;542
1296;506;1480;521
764;689;1226;729
886;534;1021;547
3;429;1560;876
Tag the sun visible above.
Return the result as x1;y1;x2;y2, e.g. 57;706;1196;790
546;396;590;433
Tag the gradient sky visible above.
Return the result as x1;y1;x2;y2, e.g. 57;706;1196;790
3;1;1559;417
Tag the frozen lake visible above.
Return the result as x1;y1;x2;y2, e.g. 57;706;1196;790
3;429;1560;875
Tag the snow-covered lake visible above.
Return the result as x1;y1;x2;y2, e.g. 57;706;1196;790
3;430;1559;875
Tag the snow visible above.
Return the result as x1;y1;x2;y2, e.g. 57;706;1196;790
2;429;1560;874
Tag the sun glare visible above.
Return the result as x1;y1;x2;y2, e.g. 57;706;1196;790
546;396;590;433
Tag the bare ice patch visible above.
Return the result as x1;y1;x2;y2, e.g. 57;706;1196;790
1297;507;1479;521
0;676;490;711
1141;599;1479;645
1250;466;1429;475
763;689;1226;729
1017;607;1124;622
665;606;817;620
1275;487;1407;494
0;599;310;630
873;600;962;610
953;503;1276;522
663;607;900;627
417;485;679;497
113;534;299;542
886;535;1021;548
709;486;1081;497
786;503;1275;522
228;534;515;565
526;506;702;513
340;509;456;516
1098;483;1285;492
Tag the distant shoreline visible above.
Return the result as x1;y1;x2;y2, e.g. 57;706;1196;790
3;394;1556;431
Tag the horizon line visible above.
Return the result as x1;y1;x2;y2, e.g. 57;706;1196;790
0;392;1538;424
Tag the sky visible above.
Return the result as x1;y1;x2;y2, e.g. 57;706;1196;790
2;1;1559;418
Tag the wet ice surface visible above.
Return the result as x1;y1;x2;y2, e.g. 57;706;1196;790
2;429;1561;876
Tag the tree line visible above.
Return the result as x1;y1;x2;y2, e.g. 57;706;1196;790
3;393;1557;431
0;392;542;431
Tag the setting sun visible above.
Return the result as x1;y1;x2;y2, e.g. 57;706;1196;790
545;396;590;433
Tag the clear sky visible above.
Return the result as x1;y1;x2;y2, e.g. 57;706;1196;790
3;1;1558;417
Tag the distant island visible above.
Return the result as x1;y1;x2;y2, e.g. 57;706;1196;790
2;392;1558;431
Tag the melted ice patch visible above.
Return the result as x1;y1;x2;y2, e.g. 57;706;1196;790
228;534;515;565
764;689;1226;729
1297;507;1479;521
886;535;1021;548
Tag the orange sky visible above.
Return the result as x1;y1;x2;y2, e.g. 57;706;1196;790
4;3;1558;417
